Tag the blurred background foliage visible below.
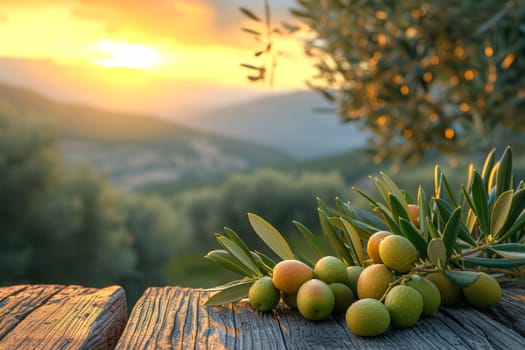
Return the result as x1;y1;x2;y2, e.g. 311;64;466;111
0;108;350;303
243;0;525;162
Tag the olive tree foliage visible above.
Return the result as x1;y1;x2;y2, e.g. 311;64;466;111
173;169;349;252
120;193;190;301
0;108;135;285
0;102;350;290
241;0;525;162
0;105;62;282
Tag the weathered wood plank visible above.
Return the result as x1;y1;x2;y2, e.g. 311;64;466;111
114;287;190;349
0;285;127;350
118;284;525;349
230;299;288;349
0;285;31;302
484;283;525;336
280;296;525;350
115;288;242;350
0;284;66;340
196;291;237;350
438;305;524;349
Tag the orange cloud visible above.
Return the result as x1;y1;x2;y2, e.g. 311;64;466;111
70;0;239;46
72;0;296;46
0;0;298;48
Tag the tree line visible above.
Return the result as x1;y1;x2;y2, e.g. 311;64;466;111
0;108;348;301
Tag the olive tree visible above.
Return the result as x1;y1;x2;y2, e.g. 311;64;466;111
241;0;525;161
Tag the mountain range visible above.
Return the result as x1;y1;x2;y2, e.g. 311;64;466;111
0;71;368;188
1;57;367;159
184;91;368;159
0;82;290;188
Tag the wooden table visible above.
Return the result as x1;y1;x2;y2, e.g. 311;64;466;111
1;283;523;349
115;282;525;349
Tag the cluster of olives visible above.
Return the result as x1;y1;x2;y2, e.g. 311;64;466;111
248;229;502;337
249;256;354;321
348;231;501;336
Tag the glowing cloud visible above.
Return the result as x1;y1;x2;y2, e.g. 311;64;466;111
95;40;160;69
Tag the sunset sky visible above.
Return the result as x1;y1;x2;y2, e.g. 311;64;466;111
0;1;314;116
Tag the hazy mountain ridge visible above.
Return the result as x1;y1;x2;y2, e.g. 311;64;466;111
0;57;268;117
0;82;291;188
0;57;368;160
184;91;369;159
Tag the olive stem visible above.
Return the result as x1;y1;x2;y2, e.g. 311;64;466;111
454;244;490;259
379;275;409;302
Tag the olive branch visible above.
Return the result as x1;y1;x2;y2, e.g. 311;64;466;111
204;146;525;305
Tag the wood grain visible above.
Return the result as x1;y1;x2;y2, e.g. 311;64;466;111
0;284;66;340
484;283;525;336
0;285;127;350
117;284;525;350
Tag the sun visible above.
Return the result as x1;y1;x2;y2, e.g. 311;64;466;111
95;40;161;69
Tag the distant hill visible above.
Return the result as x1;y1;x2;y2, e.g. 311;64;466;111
0;57;268;117
0;82;291;188
183;91;369;159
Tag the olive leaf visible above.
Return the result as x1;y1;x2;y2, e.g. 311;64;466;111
353;186;380;208
434;198;476;245
427;238;446;266
205;279;255;306
335;197;388;236
381;172;408;209
293;220;325;260
463;256;525;268
389;194;410;223
441;173;459;208
205;249;258;277
241;28;262;36
318;209;354;265
375;206;404;237
490;243;525;260
499;188;525;238
248;213;295;260
425;217;439;240
370;176;391;206
442;208;461;263
250;251;275;274
434;165;443;198
469;172;490;237
496;146;513;197
497;213;525;242
490;190;513;240
239;7;261;21
341;218;366;265
446;270;479;288
481;148;496;187
289;8;317;20
417;186;431;240
224;227;258;265
465;163;475;194
216;235;262;276
399;218;428;259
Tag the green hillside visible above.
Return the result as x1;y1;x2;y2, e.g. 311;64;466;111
0;82;292;188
